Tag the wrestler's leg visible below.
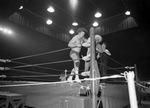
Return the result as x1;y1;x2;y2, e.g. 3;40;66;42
67;51;76;82
67;68;75;82
67;61;80;82
68;50;81;82
84;61;90;72
81;61;90;76
74;61;80;82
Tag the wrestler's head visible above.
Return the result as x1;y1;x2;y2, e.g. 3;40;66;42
102;42;107;49
95;34;102;44
76;28;88;38
76;28;88;34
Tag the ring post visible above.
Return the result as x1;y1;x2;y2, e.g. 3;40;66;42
126;71;138;108
90;27;96;108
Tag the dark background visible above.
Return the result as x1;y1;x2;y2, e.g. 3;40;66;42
0;20;149;82
0;0;150;82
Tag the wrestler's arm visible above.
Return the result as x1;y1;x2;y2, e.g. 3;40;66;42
96;44;103;53
104;49;111;56
82;48;91;61
68;37;81;48
100;44;111;56
82;53;90;61
82;38;90;47
82;42;90;47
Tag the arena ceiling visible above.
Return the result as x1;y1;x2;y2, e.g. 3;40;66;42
0;0;150;32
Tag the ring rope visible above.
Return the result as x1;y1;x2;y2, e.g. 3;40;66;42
10;63;130;76
135;81;149;89
10;59;73;69
9;57;83;69
10;68;50;75
104;54;126;67
97;62;125;74
15;77;54;82
4;71;86;80
2;53;135;82
11;60;65;72
10;58;84;73
7;74;61;78
0;74;125;88
11;47;70;61
6;72;87;79
5;51;129;75
9;67;80;76
9;68;74;78
108;67;128;70
5;59;130;80
2;59;133;82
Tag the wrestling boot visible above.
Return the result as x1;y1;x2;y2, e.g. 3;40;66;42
67;69;75;82
74;69;81;83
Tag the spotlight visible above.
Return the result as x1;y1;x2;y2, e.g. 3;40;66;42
47;6;55;13
92;22;99;27
95;12;102;18
46;19;53;25
69;0;78;11
19;6;23;10
0;27;3;31
72;21;78;26
125;11;130;15
69;29;74;34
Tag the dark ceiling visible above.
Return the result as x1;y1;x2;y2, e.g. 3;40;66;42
0;0;125;28
1;0;150;32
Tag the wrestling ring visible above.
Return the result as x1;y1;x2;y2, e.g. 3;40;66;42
0;27;149;108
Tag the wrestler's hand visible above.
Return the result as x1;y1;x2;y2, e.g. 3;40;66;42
96;53;100;59
105;49;111;56
82;55;90;61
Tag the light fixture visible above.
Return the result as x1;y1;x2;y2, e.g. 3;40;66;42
19;6;23;10
94;12;102;18
0;26;13;34
92;21;99;27
46;19;53;25
3;29;12;34
69;0;78;11
0;27;3;31
125;11;130;15
47;6;55;13
72;21;78;26
69;29;74;34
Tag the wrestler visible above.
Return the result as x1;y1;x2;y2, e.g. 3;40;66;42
67;28;88;82
81;35;111;76
81;34;103;76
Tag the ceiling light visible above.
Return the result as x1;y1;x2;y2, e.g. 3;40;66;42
46;19;53;25
47;6;55;13
72;21;78;26
92;22;99;27
69;29;74;34
125;11;130;15
7;30;12;34
3;28;8;33
0;27;3;31
70;0;78;11
0;27;13;35
19;6;23;10
94;12;102;18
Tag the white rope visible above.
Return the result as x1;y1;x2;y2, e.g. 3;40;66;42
83;74;124;81
0;74;124;88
